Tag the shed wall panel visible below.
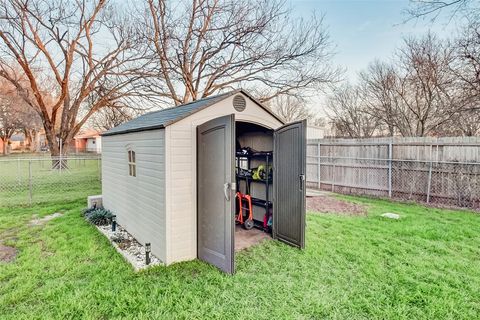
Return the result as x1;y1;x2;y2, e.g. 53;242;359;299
102;129;166;262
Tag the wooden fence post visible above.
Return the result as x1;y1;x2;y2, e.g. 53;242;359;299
317;142;321;189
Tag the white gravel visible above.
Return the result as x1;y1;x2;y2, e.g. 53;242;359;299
96;224;162;271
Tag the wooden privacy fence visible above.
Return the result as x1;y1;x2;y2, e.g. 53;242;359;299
307;137;480;210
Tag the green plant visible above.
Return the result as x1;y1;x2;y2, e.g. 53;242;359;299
81;207;97;217
84;208;113;226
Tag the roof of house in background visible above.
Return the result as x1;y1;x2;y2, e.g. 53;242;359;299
102;89;284;137
75;129;102;139
10;134;25;142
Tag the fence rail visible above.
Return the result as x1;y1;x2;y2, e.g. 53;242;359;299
307;137;480;210
0;156;101;206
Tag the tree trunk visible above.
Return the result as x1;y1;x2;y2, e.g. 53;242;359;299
1;138;7;155
31;130;39;152
43;124;67;169
23;129;32;151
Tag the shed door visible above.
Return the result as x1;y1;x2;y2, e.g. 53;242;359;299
197;114;235;274
273;120;306;248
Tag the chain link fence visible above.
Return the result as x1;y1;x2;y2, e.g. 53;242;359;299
307;140;480;211
0;156;101;206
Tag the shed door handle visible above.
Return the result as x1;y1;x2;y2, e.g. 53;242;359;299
224;182;230;201
299;174;305;192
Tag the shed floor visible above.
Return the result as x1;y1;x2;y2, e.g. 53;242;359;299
235;225;271;252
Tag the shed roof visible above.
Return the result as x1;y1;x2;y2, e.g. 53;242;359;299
102;90;283;136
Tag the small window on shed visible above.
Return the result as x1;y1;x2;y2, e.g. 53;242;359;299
128;150;136;177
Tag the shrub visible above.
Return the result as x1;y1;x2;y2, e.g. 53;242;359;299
82;207;97;217
84;208;113;226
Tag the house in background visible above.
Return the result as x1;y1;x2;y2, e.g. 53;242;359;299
10;134;26;151
74;129;102;153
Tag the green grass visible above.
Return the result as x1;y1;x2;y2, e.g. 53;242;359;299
0;158;101;206
1;196;480;319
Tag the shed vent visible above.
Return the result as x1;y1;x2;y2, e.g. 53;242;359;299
233;95;246;112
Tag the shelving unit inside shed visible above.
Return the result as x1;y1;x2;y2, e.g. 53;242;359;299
236;151;273;231
235;132;274;233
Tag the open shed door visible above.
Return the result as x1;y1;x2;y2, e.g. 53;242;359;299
273;120;306;248
197;115;235;274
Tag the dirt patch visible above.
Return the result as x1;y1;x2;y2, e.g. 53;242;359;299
0;244;17;263
307;194;367;216
29;212;63;226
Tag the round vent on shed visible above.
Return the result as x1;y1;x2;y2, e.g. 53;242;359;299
233;95;246;112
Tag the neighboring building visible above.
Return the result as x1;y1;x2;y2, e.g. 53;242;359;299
74;130;102;153
101;89;307;274
9;134;26;151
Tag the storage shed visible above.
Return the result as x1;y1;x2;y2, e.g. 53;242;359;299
102;89;306;274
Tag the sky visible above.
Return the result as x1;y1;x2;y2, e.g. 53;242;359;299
286;0;464;115
289;0;461;82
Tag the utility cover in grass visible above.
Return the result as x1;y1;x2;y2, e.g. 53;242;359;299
381;212;400;219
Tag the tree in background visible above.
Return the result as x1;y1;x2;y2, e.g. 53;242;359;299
0;0;148;159
0;77;37;154
326;84;380;138
359;61;400;137
89;106;140;132
327;34;462;138
393;34;457;136
405;0;478;21
143;0;339;105
267;95;325;125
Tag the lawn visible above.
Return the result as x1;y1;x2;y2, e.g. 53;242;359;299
1;195;480;319
0;157;101;206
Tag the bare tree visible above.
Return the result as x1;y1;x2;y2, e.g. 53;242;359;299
268;95;313;123
0;77;32;154
405;0;478;22
17;104;43;151
329;34;464;138
450;20;480;110
436;109;480;136
0;0;148;158
326;84;380;138
0;91;17;155
90;106;141;131
393;34;458;136
142;0;339;105
359;61;401;136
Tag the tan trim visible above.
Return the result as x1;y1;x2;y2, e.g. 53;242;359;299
164;126;172;264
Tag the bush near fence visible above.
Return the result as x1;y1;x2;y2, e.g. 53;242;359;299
0;156;101;206
307;137;480;210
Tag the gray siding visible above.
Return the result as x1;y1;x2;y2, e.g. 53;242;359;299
102;129;166;262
